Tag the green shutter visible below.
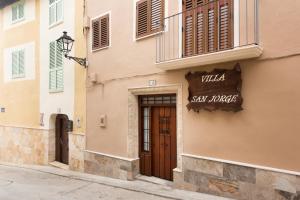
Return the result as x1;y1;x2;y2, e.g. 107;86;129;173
49;42;56;90
18;3;24;19
18;50;25;76
12;5;18;21
12;51;18;77
56;42;63;90
49;41;63;92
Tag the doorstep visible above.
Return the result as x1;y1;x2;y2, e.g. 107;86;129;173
49;161;69;170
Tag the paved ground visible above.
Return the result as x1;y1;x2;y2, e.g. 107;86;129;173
0;163;232;200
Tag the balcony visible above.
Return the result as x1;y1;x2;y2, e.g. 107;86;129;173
156;0;263;70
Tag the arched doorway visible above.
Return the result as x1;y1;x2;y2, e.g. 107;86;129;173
55;114;69;165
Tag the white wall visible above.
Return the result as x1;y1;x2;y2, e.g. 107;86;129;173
2;0;36;30
39;0;75;129
3;42;35;82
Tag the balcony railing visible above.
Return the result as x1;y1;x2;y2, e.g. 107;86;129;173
156;0;261;68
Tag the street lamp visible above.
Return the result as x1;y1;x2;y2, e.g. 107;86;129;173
56;31;87;68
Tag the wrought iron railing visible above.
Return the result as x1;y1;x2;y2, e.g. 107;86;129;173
156;0;259;63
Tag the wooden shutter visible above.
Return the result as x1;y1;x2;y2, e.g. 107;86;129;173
219;0;232;50
92;19;100;50
195;0;205;54
150;0;164;31
56;0;63;22
183;0;195;57
182;0;233;56
92;14;110;50
136;0;164;38
207;0;218;52
136;0;149;38
100;15;109;48
49;42;56;90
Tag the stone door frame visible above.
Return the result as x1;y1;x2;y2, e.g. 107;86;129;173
128;84;183;171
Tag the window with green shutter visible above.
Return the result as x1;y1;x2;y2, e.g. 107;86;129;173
49;41;64;92
12;0;25;23
11;49;25;79
49;0;63;26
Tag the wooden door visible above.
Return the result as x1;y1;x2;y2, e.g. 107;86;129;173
152;106;177;180
55;115;69;165
139;95;177;181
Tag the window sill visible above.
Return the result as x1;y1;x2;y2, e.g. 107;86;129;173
11;17;25;25
49;20;63;29
92;45;110;53
156;44;263;71
49;89;64;93
135;31;162;42
12;74;25;79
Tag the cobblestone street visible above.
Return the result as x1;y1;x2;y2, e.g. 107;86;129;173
0;164;230;200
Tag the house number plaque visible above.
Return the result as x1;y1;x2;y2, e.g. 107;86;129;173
185;63;243;112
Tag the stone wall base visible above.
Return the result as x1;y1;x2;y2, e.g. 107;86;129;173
69;133;85;172
0;125;49;165
84;151;139;180
174;155;300;200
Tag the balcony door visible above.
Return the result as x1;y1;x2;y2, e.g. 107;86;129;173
183;0;233;57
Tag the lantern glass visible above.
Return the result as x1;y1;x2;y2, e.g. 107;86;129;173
56;31;74;55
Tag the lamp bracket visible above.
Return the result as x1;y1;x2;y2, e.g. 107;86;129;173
65;54;88;68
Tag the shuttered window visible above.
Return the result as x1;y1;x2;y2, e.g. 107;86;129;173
136;0;164;38
11;49;25;79
183;0;233;57
49;41;64;92
92;14;110;51
49;0;63;26
11;1;24;23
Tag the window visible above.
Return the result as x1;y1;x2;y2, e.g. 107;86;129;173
12;1;24;23
49;41;63;92
136;0;164;38
92;14;110;51
49;0;63;26
11;49;25;79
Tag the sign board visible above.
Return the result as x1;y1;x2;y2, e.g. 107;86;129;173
185;63;243;112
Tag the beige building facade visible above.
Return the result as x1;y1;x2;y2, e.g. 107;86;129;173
84;0;300;199
0;0;86;171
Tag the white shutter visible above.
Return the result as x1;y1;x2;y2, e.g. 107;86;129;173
56;0;63;22
12;51;18;77
49;4;56;25
18;50;25;76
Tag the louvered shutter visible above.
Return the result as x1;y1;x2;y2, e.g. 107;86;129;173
56;42;63;90
150;0;163;31
18;50;25;76
219;0;232;50
195;0;205;54
12;5;18;21
100;15;109;48
183;0;194;57
136;0;149;38
49;42;56;90
207;0;218;52
18;3;24;19
92;19;100;50
12;51;18;77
